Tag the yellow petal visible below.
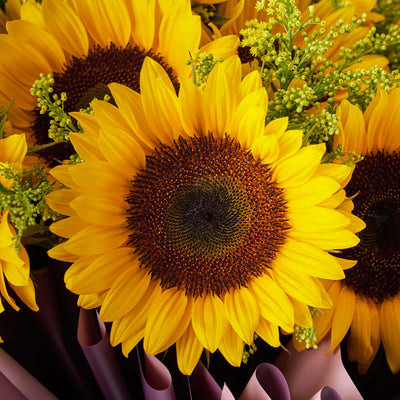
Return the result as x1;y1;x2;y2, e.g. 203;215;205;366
249;274;294;332
73;0;130;47
218;325;243;367
64;224;127;255
279;238;344;280
0;134;27;163
68;161;128;194
65;247;138;295
329;286;355;353
144;288;192;355
251;133;280;164
45;189;80;217
224;287;259;344
272;266;332;309
110;280;159;346
7;20;65;71
273;143;326;187
256;318;280;347
202;62;232;137
99;265;151;321
284;176;341;208
347;296;373;364
192;294;228;352
10;277;38;311
140;57;182;143
380;296;400;374
42;0;88;57
176;324;204;375
98;127;145;177
70;193;127;226
78;291;107;309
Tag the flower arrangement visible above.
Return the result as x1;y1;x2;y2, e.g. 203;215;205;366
0;0;400;398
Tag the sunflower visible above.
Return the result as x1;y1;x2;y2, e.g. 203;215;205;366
46;56;363;375
0;133;38;332
0;0;238;167
295;88;400;375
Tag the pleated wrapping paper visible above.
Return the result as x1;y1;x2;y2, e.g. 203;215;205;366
0;261;397;400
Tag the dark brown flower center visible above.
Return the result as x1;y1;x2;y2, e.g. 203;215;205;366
126;135;289;297
31;43;178;167
342;151;400;303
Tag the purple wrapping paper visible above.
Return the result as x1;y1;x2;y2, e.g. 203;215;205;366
77;308;131;400
0;347;57;400
275;337;363;400
239;363;290;400
137;346;177;400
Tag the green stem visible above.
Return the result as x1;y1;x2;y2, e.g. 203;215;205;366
27;140;66;154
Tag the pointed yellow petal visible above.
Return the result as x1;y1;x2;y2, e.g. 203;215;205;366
99;266;151;321
329;286;355;353
140;57;182;143
273;143;326;187
73;0;130;47
256;318;280;347
224;287;259;344
192;294;228;352
0;134;26;163
127;0;155;49
109;82;158;151
218;325;243;367
288;206;351;233
176;324;204;375
45;189;80;217
98;127;145;177
68;161;128;194
272;265;332;309
279;238;344;280
64;224;127;255
66;247;138;296
47;242;79;262
110;281;158;346
42;0;88;57
249;274;294;331
251;133;280;164
285;176;341;208
70;193;126;226
144;288;192;355
380;296;400;374
202;62;232;137
78;291;107;309
10;277;38;311
348;296;373;364
7;20;65;71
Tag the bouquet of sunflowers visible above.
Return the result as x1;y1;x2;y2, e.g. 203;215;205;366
0;0;399;398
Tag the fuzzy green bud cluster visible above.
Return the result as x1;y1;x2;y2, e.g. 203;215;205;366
239;0;400;156
242;333;258;364
30;73;77;142
295;308;319;349
187;50;222;87
0;163;60;251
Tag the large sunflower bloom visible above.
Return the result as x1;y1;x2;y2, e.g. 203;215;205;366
297;88;400;374
0;0;238;167
0;134;38;331
46;57;363;375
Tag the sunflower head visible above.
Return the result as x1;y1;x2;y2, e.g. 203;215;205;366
47;56;363;374
303;89;400;375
